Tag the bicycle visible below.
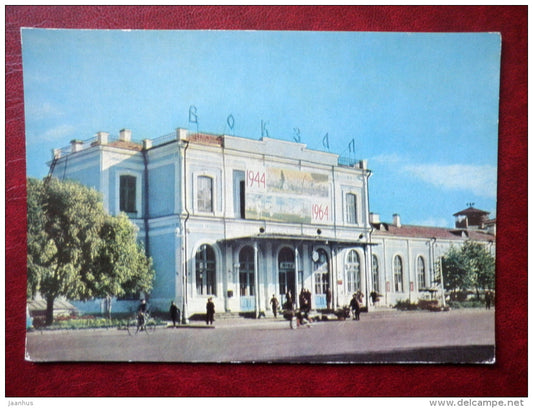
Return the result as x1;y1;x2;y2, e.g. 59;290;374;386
284;309;312;329
127;311;156;335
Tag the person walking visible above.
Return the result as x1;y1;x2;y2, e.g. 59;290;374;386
206;297;215;325
169;301;180;327
485;291;492;310
350;293;360;320
356;290;364;310
270;294;279;318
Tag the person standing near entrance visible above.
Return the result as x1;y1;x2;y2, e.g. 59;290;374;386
350;293;360;320
169;301;180;327
206;297;215;325
326;288;332;311
285;290;293;311
270;294;279;318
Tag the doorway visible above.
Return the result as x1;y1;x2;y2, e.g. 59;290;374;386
278;247;296;307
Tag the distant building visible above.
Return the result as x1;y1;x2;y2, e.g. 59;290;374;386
47;128;495;317
454;207;496;235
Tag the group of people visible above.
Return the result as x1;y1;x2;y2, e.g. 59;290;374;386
145;288;366;329
299;288;312;316
139;299;213;327
274;289;312;313
276;289;314;327
171;298;215;326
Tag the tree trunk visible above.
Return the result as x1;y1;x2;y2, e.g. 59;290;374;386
45;296;55;326
105;295;112;319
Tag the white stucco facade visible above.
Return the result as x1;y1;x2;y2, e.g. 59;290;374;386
49;128;495;318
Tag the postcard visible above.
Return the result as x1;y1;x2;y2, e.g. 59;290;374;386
22;29;500;363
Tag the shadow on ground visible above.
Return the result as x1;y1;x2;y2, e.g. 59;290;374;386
267;345;495;364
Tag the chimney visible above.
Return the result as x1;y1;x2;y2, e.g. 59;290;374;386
369;212;380;224
119;129;132;142
96;131;109;145
392;213;401;227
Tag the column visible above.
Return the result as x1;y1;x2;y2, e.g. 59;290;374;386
295;246;300;309
254;241;260;318
330;246;338;309
265;242;273;311
364;244;372;309
223;242;232;312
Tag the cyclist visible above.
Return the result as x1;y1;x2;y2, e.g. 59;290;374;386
137;299;148;331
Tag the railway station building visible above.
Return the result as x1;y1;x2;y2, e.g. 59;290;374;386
48;128;496;318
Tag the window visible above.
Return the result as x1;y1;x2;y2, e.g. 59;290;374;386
239;246;255;296
417;256;426;290
394;255;403;292
372;254;380;293
313;249;329;295
233;170;245;219
239;180;245;218
196;244;216;295
345;249;361;293
120;175;137;213
346;193;357;224
197;176;213;213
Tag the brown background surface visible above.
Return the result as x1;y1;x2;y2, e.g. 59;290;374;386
5;6;527;397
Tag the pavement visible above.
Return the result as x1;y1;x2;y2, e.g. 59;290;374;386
26;308;495;364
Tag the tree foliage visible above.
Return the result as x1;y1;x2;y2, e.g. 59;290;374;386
441;241;495;296
27;177;154;324
93;213;154;310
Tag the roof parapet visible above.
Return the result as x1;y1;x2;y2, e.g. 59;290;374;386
96;131;109;145
70;139;83;153
119;129;132;142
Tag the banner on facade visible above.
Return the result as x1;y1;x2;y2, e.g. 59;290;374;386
245;166;331;224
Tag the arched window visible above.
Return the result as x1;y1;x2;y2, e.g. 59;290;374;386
345;249;361;293
196;244;216;295
313;249;329;295
239;246;255;296
372;254;380;293
197;175;213;212
393;255;403;292
417;256;426;290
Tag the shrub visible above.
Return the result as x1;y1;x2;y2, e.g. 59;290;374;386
448;300;485;309
394;299;418;311
418;299;441;311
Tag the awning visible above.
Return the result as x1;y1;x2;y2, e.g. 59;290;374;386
217;233;377;247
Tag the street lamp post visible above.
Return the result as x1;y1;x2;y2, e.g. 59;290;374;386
439;257;446;308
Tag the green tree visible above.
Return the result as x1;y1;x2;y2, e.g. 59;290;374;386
27;177;154;325
441;241;495;299
93;213;154;318
27;178;46;299
462;241;495;297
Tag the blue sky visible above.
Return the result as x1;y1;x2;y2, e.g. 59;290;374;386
21;29;501;227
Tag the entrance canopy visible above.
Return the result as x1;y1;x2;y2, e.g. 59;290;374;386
217;233;377;248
